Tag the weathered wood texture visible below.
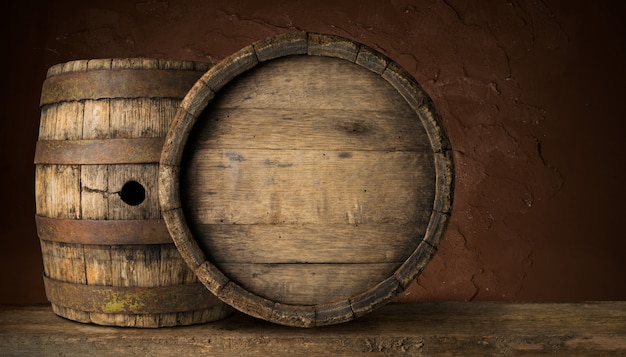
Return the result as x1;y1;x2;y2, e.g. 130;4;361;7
34;58;232;327
159;32;454;326
1;302;624;356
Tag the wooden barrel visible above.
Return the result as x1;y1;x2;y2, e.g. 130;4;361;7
34;58;233;327
159;33;454;327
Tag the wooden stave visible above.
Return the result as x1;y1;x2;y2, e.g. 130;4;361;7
35;58;233;327
159;33;454;327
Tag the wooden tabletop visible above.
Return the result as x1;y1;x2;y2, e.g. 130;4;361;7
1;302;624;356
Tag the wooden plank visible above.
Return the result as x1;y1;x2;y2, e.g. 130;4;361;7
48;304;91;325
253;31;308;61
210;55;410;112
34;164;81;219
161;208;207;269
110;99;149;139
216;262;402;305
150;98;180;137
393;241;437;289
307;33;359;62
159;244;198;285
108;244;162;287
217;281;275;322
182;149;435;225
1;302;624;356
39;240;86;285
111;58;158;70
83;245;113;286
350;277;400;319
107;98;178;139
189;107;430;151
200;45;258;94
82;99;110;139
193;223;425;264
433;150;454;214
38;102;84;140
356;45;390;75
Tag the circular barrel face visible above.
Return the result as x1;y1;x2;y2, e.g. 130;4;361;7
160;32;454;327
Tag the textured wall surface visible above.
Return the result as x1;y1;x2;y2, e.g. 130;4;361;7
1;0;624;304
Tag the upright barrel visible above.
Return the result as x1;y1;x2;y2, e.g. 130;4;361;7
34;58;233;327
159;33;454;327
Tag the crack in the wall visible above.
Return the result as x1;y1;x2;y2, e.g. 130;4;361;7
440;0;481;30
531;135;565;196
216;8;300;32
509;0;537;50
467;272;481;301
534;0;570;45
494;42;514;81
135;1;169;16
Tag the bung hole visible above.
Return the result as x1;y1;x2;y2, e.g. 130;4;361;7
120;181;146;206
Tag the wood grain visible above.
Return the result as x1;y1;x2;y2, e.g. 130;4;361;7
192;223;426;263
186;108;430;151
218;263;402;305
2;302;624;356
182;149;434;224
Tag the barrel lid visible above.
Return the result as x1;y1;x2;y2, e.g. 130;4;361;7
159;32;454;327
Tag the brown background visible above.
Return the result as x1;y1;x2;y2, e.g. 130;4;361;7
1;0;625;304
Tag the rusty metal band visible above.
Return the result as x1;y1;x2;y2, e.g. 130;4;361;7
40;69;205;106
34;137;164;164
35;216;172;245
43;276;219;314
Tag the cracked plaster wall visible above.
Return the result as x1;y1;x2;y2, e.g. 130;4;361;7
1;0;624;304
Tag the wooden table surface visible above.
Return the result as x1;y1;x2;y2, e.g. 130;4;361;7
1;302;624;356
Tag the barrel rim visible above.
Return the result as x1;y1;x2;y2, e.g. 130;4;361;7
45;57;212;77
159;31;454;327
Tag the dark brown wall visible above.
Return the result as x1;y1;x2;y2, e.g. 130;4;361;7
2;0;624;304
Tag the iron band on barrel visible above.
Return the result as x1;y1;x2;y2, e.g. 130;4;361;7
35;216;172;245
34;138;164;165
43;276;218;314
40;69;205;106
